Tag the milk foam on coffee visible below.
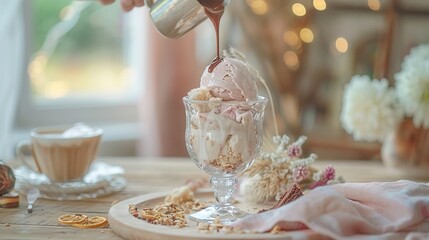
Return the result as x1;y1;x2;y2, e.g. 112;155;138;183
62;123;101;138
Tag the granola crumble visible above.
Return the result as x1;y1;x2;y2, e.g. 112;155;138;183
208;145;243;173
128;186;207;228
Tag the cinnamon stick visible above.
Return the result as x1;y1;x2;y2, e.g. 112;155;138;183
258;183;303;213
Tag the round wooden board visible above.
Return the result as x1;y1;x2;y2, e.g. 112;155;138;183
108;191;321;240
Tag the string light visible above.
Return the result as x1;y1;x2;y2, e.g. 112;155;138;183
283;50;300;70
313;0;326;11
247;0;269;15
368;0;381;11
335;37;348;53
292;3;306;17
300;28;314;43
283;31;300;46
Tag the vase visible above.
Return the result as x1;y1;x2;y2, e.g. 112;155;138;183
381;118;429;169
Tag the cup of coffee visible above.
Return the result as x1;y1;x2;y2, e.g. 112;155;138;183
16;124;103;182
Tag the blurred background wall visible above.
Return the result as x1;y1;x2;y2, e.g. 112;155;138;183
3;0;429;161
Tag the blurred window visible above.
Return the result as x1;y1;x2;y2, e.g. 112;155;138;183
28;0;142;105
15;0;148;155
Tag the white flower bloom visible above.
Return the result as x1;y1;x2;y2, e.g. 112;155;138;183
340;75;403;142
401;43;429;70
395;64;429;128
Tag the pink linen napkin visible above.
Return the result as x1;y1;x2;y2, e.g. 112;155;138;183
232;180;429;240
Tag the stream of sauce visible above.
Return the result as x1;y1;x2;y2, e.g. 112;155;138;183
197;0;225;72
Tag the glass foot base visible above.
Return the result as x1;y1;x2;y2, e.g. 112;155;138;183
189;205;249;224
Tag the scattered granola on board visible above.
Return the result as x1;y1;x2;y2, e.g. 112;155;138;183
129;183;208;228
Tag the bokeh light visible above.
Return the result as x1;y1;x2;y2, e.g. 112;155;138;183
247;0;269;15
368;0;381;11
44;81;69;99
283;50;300;70
292;3;306;17
28;53;48;87
313;0;326;11
300;28;314;43
335;37;349;53
283;31;300;46
59;5;75;21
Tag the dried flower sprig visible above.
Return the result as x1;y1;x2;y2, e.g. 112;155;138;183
241;135;344;203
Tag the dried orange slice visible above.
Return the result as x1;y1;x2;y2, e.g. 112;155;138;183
58;214;88;225
71;216;108;229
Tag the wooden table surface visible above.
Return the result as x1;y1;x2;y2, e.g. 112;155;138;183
1;157;428;240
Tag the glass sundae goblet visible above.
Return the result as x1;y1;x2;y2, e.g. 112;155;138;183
183;96;267;224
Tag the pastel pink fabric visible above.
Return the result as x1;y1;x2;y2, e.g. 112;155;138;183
232;180;429;240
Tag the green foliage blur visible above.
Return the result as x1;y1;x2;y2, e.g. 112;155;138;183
31;0;124;56
32;0;72;50
29;0;129;100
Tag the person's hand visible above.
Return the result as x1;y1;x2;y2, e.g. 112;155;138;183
99;0;145;12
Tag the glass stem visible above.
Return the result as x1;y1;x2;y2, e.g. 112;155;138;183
210;176;237;208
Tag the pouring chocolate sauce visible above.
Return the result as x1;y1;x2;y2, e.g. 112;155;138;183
145;0;229;71
145;0;230;40
197;0;227;73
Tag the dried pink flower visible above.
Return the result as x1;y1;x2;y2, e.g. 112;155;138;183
243;134;343;203
309;165;336;189
287;145;302;158
292;165;310;183
323;165;335;182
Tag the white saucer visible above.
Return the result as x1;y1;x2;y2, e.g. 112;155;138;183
14;162;127;200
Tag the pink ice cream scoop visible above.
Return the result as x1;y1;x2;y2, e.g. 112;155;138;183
186;55;262;174
200;57;258;101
